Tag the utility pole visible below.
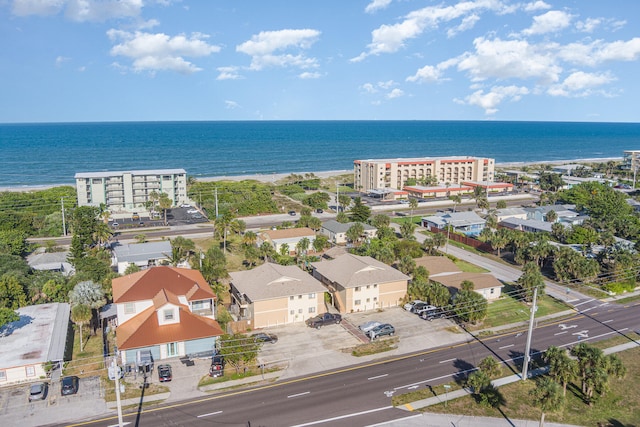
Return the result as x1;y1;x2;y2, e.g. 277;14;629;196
61;197;67;236
336;182;339;212
521;286;538;381
109;358;124;427
215;188;219;218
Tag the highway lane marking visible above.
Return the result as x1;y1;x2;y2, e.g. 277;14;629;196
108;423;131;427
580;307;595;313
554;331;568;336
499;344;514;349
574;299;595;307
290;405;393;426
288;391;311;398
439;358;456;364
368;374;389;380
560;328;629;348
603;319;614;324
197;411;222;418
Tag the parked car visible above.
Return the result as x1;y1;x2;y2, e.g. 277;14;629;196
358;321;382;333
180;204;191;208
28;382;48;401
367;323;395;340
209;354;225;378
316;208;323;213
306;312;342;329
157;364;172;382
251;332;278;344
61;376;79;396
288;210;297;216
412;303;437;315
192;214;203;219
403;300;424;312
111;222;119;227
187;209;199;214
136;349;154;374
131;213;140;220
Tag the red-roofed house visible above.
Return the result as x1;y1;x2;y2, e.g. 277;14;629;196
112;266;224;365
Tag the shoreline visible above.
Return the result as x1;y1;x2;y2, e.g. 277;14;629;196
0;157;623;193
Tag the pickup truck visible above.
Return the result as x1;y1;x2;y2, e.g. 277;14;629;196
306;313;342;329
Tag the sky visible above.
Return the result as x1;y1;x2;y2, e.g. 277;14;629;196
1;0;640;123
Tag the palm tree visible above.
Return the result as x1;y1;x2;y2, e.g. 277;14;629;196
409;198;418;219
93;222;112;246
242;231;257;247
259;242;274;262
400;221;416;240
312;235;328;253
530;377;564;427
346;222;365;246
158;192;172;226
71;304;92;351
545;346;577;396
449;194;462;212
296;237;310;255
279;243;290;257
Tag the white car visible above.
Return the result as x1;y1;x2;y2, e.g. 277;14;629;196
180;204;191;208
358;321;382;333
403;300;424;311
187;209;199;214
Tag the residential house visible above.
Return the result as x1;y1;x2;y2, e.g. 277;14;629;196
499;217;554;233
112;266;223;365
27;249;74;276
494;207;528;223
311;253;409;313
421;211;486;237
229;263;327;328
413;256;503;301
257;228;316;255
320;220;377;245
0;303;69;386
111;240;173;274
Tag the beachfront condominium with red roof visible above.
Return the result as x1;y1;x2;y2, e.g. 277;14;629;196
353;156;495;193
112;266;223;365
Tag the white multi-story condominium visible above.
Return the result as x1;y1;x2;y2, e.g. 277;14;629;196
75;168;187;212
354;156;495;193
622;150;640;171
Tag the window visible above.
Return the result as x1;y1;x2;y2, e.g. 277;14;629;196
354;287;361;292
124;302;135;315
0;370;6;381
354;300;361;306
163;309;174;321
298;295;302;299
374;284;378;288
308;293;315;299
308;307;316;314
298;308;303;314
373;297;378;302
366;285;370;289
490;288;495;294
290;310;295;315
289;296;294;300
366;298;370;303
25;366;35;377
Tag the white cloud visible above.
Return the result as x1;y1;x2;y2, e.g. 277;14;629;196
12;0;144;22
548;71;615;97
378;80;396;89
351;0;505;61
523;1;551;12
575;17;601;33
360;80;398;94
557;38;640;66
217;66;242;80
107;29;220;74
365;0;391;14
457;37;561;84
236;29;320;71
299;71;322;79
447;14;480;38
523;10;573;35
225;100;240;109
460;85;529;115
55;55;70;67
386;88;404;99
361;83;377;94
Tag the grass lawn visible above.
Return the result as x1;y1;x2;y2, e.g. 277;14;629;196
103;377;169;402
454;259;489;273
394;345;640;426
350;337;399;357
466;290;572;331
64;326;106;378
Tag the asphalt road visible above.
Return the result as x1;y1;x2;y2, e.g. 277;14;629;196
64;300;640;427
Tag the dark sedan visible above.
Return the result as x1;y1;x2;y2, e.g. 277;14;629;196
367;323;395;340
158;364;172;382
251;332;278;344
61;376;79;396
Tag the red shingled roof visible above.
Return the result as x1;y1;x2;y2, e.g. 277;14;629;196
112;266;215;303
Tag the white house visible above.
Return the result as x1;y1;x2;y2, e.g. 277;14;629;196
257;228;316;255
111;240;173;274
320;220;377;245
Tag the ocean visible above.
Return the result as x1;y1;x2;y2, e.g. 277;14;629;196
1;120;639;188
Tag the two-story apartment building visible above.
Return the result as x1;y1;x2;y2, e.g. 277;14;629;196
112;266;223;365
75;168;187;212
354;157;495;193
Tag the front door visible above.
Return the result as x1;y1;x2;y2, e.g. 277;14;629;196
166;342;178;357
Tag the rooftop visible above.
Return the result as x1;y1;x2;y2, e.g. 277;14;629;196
230;263;326;302
75;169;186;179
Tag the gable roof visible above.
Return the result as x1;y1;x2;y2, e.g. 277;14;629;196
311;253;409;288
112;266;215;303
430;272;503;291
229;263;326;302
321;220;376;234
414;256;460;276
422;211;486;227
115;304;224;350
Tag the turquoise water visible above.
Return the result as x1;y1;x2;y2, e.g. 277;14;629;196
1;121;638;187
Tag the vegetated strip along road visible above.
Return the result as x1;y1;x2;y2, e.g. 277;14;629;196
65;302;640;427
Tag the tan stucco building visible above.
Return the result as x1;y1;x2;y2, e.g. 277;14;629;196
354;157;495;193
229;263;327;329
257;228;316;255
311;253;409;313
